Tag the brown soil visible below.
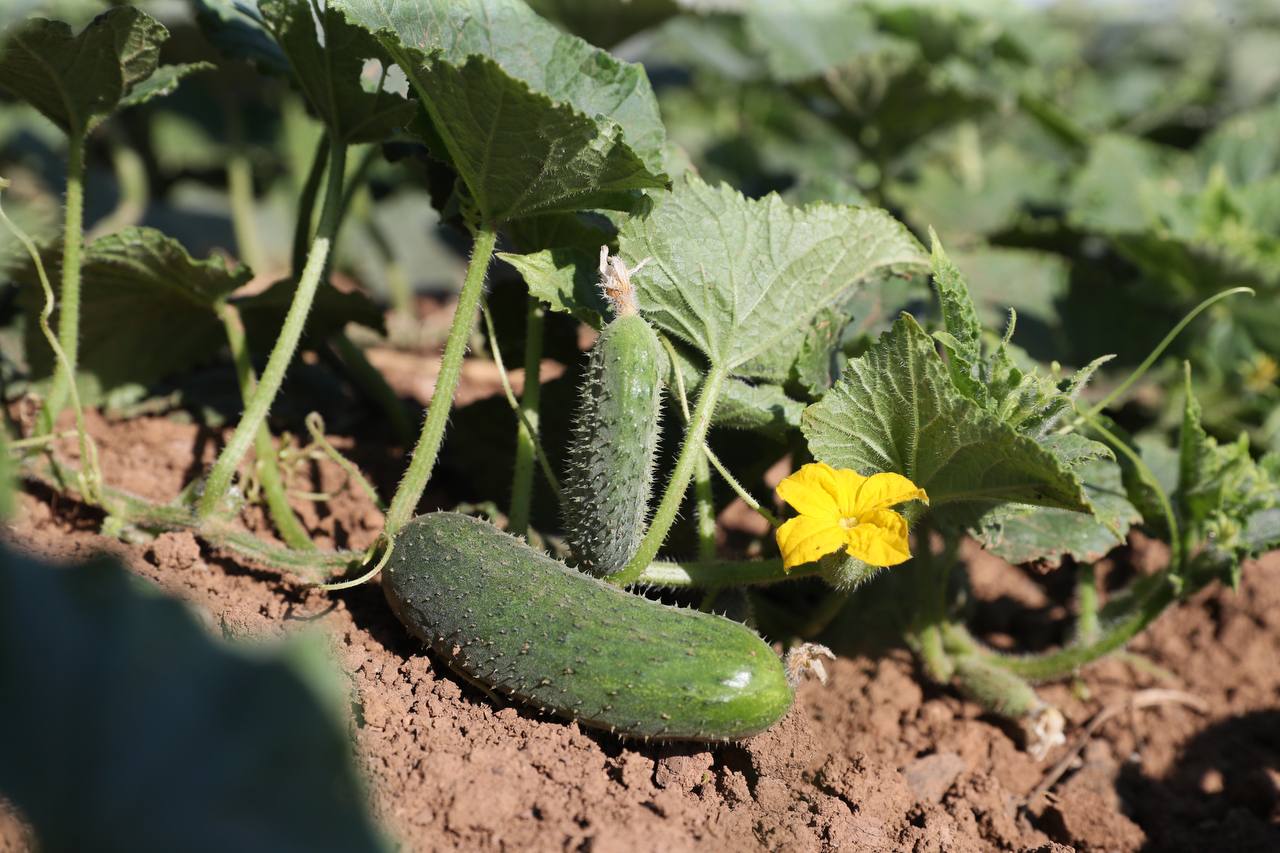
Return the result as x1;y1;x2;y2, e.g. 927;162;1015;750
3;363;1279;852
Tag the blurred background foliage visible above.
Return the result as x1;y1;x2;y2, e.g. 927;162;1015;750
3;0;1276;450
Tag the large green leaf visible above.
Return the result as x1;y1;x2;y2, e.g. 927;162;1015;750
19;227;251;402
802;314;1092;527
260;0;414;144
0;545;383;852
335;0;668;222
977;457;1139;567
618;176;927;377
0;7;172;136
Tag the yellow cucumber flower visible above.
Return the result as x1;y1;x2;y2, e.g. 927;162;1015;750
775;462;928;571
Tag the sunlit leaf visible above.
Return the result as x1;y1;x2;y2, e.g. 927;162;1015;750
619;176;926;376
335;0;668;222
802;313;1093;528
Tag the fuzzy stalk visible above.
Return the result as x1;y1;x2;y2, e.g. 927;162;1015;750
38;129;86;434
216;302;313;550
944;574;1177;683
508;296;545;537
198;141;347;519
384;224;498;535
612;365;727;586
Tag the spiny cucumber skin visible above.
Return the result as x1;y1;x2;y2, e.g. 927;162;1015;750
383;512;793;742
563;314;664;577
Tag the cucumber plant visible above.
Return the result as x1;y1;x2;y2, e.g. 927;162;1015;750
3;0;1279;755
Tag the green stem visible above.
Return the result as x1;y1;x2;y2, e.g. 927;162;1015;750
943;574;1177;682
508;297;545;537
384;224;499;535
1083;286;1253;420
198;141;347;520
704;444;780;528
39;129;86;434
291;135;329;277
694;451;717;561
479;302;562;503
216;302;313;550
907;526;957;683
1074;563;1100;643
612;365;728;586
329;333;414;446
227;147;265;273
1084;413;1183;569
634;557;819;588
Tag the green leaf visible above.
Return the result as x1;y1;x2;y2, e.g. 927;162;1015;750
335;0;668;222
0;7;170;135
978;457;1139;567
0;545;384;852
802;314;1092;527
498;247;610;328
260;0;415;144
117;61;213;110
619;176;927;376
19;227;251;402
929;230;982;362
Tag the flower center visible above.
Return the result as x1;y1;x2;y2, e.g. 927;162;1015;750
838;516;859;529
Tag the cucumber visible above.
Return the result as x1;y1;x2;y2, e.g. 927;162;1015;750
563;312;665;576
383;512;793;741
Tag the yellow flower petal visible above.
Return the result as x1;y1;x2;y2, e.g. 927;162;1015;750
775;462;850;521
776;514;848;570
851;472;928;515
843;510;912;566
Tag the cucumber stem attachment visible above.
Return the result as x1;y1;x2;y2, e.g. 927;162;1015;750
385;224;499;535
198;140;348;520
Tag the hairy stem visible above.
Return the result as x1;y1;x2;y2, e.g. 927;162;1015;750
39;129;86;434
613;366;727;586
291;135;329;277
943;574;1177;682
634;557;819;588
198;141;347;519
507;297;545;537
385;225;499;535
480;302;562;503
1074;563;1100;643
216;302;313;549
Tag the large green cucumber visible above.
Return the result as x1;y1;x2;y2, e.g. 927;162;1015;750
383;512;792;741
563;313;664;576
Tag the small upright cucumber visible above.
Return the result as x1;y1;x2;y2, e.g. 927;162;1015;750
563;312;665;576
384;512;793;741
